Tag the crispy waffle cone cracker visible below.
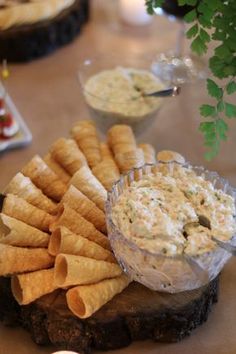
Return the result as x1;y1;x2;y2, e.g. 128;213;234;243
4;173;57;214
44;153;71;184
71;120;102;168
66;275;131;318
100;142;113;160
0;213;50;248
157;150;185;164
108;125;137;155
92;159;120;191
60;185;106;233
2;194;54;232
0;244;54;276
49;227;116;263
50;138;87;176
139;143;156;164
54;254;122;288
50;204;110;250
11;268;57;305
70;166;107;211
115;148;145;173
21;155;67;202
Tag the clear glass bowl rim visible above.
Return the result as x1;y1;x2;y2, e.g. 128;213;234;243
77;54;166;104
105;161;236;261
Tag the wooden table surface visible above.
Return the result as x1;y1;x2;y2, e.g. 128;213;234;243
0;1;236;354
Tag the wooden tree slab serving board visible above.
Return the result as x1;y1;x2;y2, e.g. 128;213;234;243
0;276;219;354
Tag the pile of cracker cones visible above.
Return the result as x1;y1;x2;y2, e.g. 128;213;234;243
0;121;185;318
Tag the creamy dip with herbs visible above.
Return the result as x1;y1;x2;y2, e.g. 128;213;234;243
112;165;236;257
84;67;163;120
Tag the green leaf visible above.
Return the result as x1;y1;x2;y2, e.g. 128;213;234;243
184;9;197;23
217;101;224;112
224;65;236;76
197;2;214;21
191;35;207;56
209;56;226;79
178;0;188;5
207;79;223;100
221;3;236;17
212;16;223;28
225;103;236;118
184;0;197;5
199;28;211;43
199;15;212;29
204;140;217;147
207;0;222;11
212;29;226;41
216;119;228;140
154;0;165;7
200;104;216;117
186;23;198;39
225;38;236;52
215;45;232;59
204;148;219;161
226;81;236;95
145;0;155;14
199;121;215;132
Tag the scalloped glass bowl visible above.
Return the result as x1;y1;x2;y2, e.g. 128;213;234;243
105;163;236;293
78;55;165;134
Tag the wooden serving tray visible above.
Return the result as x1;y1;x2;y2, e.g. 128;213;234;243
0;276;219;354
0;0;90;62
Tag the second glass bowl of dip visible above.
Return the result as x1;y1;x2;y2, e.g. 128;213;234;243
78;54;165;134
105;162;236;293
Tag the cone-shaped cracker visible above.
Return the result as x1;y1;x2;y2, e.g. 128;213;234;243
50;138;87;176
139;143;156;164
60;185;106;233
157;150;185;164
108;125;137;155
0;213;50;248
11;268;57;305
4;173;57;214
70;166;107;211
115;148;145;173
2;194;54;232
44;153;71;184
66;275;131;318
49;227;116;263
21;155;67;202
92;159;120;191
71;120;102;168
54;254;122;288
100;142;113;160
50;204;110;250
0;244;54;276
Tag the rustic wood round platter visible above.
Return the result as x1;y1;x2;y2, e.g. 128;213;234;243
0;0;90;62
0;276;219;354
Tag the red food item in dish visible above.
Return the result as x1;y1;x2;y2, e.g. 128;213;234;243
0;111;16;139
0;98;4;109
2;113;13;127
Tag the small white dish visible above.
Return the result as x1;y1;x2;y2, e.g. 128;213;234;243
0;82;32;152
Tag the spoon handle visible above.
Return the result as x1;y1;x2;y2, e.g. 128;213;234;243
145;86;180;97
212;236;236;256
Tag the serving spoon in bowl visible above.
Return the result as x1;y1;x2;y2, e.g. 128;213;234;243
184;215;236;256
143;86;181;97
133;85;181;98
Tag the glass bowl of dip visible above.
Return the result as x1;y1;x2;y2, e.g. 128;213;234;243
78;54;165;134
105;162;236;293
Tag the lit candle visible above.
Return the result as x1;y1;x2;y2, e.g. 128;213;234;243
51;351;80;354
119;0;152;26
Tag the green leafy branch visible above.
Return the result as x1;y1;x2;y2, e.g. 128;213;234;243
146;0;236;160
